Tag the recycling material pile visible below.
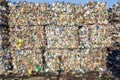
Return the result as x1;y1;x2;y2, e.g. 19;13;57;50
0;1;119;76
108;2;120;23
0;0;12;75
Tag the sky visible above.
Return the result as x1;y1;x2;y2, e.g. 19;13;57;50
10;0;120;8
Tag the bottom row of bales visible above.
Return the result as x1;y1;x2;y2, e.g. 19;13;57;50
0;48;107;75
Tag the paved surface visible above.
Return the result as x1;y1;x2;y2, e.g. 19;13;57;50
0;71;119;80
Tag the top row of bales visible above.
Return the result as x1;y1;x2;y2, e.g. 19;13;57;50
8;1;109;26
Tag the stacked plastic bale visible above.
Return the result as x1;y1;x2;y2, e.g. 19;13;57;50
9;48;43;75
108;2;120;23
9;26;45;50
7;1;119;75
51;2;84;26
0;0;13;75
45;25;78;48
0;0;10;49
108;3;120;47
44;49;81;73
8;2;52;26
83;1;108;24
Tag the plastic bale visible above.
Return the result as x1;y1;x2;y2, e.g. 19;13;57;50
109;2;120;23
0;0;10;52
9;49;43;75
44;49;80;73
45;25;79;48
83;1;108;25
24;49;43;74
9;26;45;50
82;25;112;49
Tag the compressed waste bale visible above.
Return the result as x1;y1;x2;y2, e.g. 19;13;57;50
0;0;11;75
51;2;77;26
0;0;9;26
44;49;80;72
108;2;120;23
45;25;78;48
9;26;45;51
79;25;113;49
51;2;75;14
88;25;109;48
10;49;43;75
0;0;10;49
83;1;108;24
8;2;51;26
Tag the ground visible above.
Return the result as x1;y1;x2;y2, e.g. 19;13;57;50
0;71;119;80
